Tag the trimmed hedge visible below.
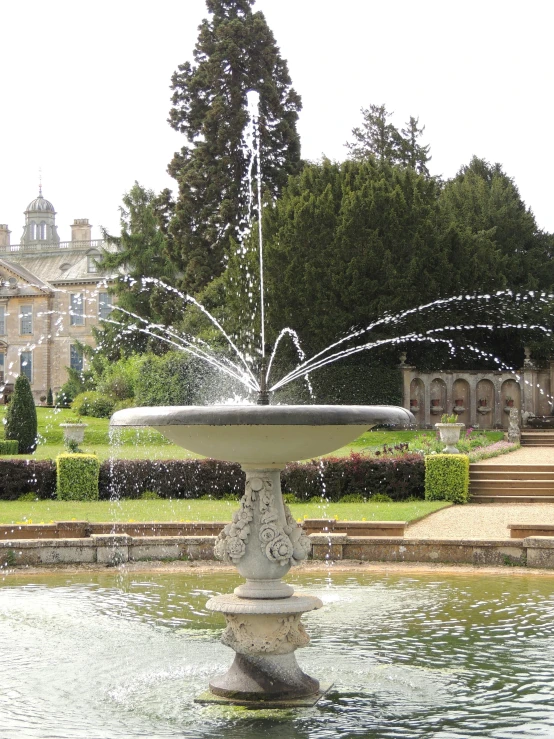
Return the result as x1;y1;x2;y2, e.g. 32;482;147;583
0;460;56;500
0;454;425;502
425;454;470;504
56;454;100;501
0;440;19;455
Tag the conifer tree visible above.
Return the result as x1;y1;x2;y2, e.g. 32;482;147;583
166;0;302;295
5;375;37;454
399;116;431;175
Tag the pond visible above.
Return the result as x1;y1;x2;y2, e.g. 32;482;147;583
0;568;553;738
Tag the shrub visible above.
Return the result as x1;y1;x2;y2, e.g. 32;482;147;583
0;440;19;455
5;375;37;453
140;490;160;500
113;399;136;413
47;388;53;406
72;391;115;419
369;493;393;502
340;493;367;503
282;453;425;502
56;454;100;501
425;454;469;504
0;460;56;500
18;491;39;502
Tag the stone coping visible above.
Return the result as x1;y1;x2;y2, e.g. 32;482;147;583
0;519;406;541
1;533;554;569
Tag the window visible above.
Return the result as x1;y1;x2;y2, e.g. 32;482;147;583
87;254;99;273
0;306;5;335
0;353;4;384
70;344;83;372
70;293;84;326
29;223;36;240
98;292;112;320
20;352;32;382
20;305;32;334
39;222;47;240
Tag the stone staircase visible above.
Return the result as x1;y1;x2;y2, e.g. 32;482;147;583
521;430;554;447
470;463;554;503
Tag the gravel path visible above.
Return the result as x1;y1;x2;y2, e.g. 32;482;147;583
477;447;554;464
407;503;554;540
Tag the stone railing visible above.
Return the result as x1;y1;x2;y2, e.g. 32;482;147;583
0;239;105;254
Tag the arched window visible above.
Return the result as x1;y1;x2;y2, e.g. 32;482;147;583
29;223;36;240
39;222;47;240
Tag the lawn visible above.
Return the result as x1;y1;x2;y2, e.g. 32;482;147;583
0;407;505;461
0;499;449;525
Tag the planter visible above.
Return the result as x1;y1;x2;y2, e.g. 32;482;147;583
410;400;419;413
60;423;88;444
453;405;465;414
435;422;465;454
477;406;491;415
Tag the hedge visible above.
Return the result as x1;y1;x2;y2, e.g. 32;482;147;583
0;454;425;502
0;440;19;455
0;460;56;500
425;454;470;504
56;454;100;501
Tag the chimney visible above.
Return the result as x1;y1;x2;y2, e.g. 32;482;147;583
71;218;92;242
0;225;10;248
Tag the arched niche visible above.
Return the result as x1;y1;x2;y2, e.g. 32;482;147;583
430;378;446;418
452;378;470;427
476;379;495;429
409;378;425;419
501;379;521;428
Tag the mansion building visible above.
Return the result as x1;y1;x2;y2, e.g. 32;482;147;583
0;190;117;402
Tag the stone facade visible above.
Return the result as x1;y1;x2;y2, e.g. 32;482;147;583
0;191;118;402
401;356;554;429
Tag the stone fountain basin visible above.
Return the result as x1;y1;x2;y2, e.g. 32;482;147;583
110;405;414;466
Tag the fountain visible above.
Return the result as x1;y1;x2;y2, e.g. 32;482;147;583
110;90;415;705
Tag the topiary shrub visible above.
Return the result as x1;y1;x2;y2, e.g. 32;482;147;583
46;388;53;406
425;454;470;504
72;391;115;418
5;375;37;453
0;440;19;455
56;454;100;501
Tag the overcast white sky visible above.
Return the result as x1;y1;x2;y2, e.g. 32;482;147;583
1;0;553;242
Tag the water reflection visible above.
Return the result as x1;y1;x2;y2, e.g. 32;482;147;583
0;570;553;738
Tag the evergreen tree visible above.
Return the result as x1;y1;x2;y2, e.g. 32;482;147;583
346;104;402;163
262;158;450;355
166;0;302;295
439;156;554;290
346;105;431;176
5;375;37;454
97;182;179;359
399;116;431;176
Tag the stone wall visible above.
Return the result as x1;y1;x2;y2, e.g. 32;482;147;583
401;360;554;429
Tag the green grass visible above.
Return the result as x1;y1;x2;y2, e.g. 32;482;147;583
0;499;449;525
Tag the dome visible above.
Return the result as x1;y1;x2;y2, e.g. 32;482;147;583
25;193;55;213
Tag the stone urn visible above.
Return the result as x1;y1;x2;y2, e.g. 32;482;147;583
435;422;464;454
60;423;87;445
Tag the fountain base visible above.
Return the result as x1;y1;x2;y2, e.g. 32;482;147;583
204;593;322;704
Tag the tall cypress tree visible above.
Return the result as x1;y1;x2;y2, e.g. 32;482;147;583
166;0;302;295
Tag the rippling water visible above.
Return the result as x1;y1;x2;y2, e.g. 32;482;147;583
0;568;553;738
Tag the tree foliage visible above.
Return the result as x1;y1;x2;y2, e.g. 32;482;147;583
97;182;179;359
166;0;302;295
5;375;38;454
346;104;431;175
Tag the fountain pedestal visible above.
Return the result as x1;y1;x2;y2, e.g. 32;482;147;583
202;593;324;705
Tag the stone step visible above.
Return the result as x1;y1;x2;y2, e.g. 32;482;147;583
471;480;554;489
471;495;554;503
471;470;554;478
470;465;554;472
470;486;554;495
